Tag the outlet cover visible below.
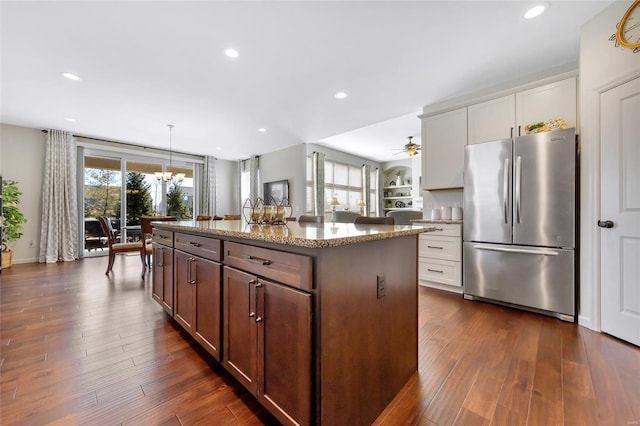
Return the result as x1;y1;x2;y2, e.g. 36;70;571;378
377;275;386;299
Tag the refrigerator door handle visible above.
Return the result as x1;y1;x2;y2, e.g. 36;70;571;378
503;157;509;224
473;244;559;256
515;156;522;224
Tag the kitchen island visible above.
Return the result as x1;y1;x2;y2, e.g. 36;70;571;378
150;219;431;425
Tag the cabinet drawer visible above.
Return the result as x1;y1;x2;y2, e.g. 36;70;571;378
424;223;461;237
175;232;221;262
152;228;174;247
419;258;461;287
419;235;461;262
224;242;312;291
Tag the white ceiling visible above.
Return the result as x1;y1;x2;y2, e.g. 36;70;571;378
0;1;611;162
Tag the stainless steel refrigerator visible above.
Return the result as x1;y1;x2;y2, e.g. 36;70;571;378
463;128;576;321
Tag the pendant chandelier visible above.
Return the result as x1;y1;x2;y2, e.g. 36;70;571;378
155;124;185;183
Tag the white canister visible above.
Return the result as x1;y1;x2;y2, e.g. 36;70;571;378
452;207;463;221
440;206;452;220
430;208;441;220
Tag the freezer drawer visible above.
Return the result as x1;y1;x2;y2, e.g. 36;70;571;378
463;242;574;317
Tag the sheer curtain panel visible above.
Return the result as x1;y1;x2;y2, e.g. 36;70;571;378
39;129;78;263
312;151;325;216
200;155;216;216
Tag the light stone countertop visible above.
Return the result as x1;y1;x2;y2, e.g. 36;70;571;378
153;219;434;248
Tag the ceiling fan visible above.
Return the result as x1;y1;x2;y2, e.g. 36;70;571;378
393;136;421;156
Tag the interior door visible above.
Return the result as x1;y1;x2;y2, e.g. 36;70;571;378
600;76;640;346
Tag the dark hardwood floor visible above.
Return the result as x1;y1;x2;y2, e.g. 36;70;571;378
1;255;638;425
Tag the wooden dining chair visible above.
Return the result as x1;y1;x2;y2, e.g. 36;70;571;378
97;216;147;278
196;215;212;221
298;215;324;223
140;215;176;269
354;216;395;225
223;214;241;220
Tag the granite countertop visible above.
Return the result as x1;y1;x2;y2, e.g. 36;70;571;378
153;220;434;249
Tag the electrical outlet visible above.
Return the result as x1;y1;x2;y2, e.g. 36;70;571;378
29;240;34;248
377;275;386;299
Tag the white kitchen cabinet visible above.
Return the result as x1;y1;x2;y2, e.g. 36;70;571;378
422;107;467;190
467;94;516;144
415;223;462;293
515;76;577;136
468;77;577;144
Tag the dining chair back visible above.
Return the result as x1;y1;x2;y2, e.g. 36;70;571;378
97;216;146;278
223;214;241;220
196;215;212;221
298;215;324;223
354;216;395;225
386;210;423;225
333;211;360;223
140;216;176;269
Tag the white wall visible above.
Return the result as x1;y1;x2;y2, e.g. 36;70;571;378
259;144;306;216
215;159;240;216
578;0;640;329
0;124;46;264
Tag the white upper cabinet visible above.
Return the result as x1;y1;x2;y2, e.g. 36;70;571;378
515;77;577;136
421;74;577;191
467;94;516;145
422;107;467;190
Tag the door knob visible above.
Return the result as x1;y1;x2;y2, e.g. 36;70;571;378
597;220;614;229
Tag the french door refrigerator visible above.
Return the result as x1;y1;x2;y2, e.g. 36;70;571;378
463;128;576;321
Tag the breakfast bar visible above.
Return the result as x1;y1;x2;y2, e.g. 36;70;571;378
150;219;430;425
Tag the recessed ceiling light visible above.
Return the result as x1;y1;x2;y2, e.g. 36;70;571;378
225;48;239;58
65;118;76;122
334;92;348;99
258;128;267;132
524;4;546;19
216;146;222;150
61;72;81;81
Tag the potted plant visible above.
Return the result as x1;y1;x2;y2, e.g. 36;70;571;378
2;179;27;268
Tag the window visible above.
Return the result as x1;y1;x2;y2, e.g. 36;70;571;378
305;156;380;217
324;160;363;214
81;147;198;257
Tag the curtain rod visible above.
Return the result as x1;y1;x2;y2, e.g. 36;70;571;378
41;129;198;158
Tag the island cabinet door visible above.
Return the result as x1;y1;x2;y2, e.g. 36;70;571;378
257;278;312;426
223;266;259;395
174;250;196;334
174;250;222;361
152;243;173;315
193;257;221;361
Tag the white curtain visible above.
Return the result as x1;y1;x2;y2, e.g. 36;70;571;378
362;164;371;216
39;130;78;263
312;151;325;216
250;156;260;201
200;155;216;216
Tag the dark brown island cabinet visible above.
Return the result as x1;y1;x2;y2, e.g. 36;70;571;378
150;220;426;426
151;227;174;315
173;232;223;360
